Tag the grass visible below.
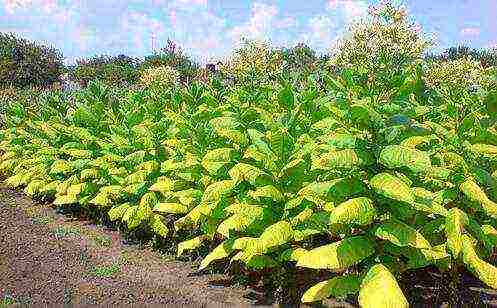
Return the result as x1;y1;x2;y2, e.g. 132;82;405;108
32;215;55;225
0;295;15;308
52;225;81;238
0;295;31;307
89;263;120;278
90;234;113;247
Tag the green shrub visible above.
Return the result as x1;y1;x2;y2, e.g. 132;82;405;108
0;32;64;88
277;43;318;78
70;54;140;87
2;2;497;307
426;46;497;68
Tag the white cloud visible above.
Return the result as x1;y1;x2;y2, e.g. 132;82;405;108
297;15;337;51
172;10;227;63
327;0;368;23
273;16;296;29
2;0;58;14
460;27;480;37
120;11;167;53
228;2;278;44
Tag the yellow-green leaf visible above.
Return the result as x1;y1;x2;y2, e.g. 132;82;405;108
311;149;373;171
149;214;169;238
445;208;469;259
153;202;189;214
301;275;362;303
460;179;497;219
296;236;375;270
379;145;431;173
370;173;414;204
358;264;408;308
108;203;132;221
199;240;235;270
461;234;497;289
177;235;209;257
328;197;376;226
375;219;431;249
201;148;234;175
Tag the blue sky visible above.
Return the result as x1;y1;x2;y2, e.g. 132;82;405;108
1;0;496;65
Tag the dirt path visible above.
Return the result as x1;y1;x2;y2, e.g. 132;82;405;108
0;187;255;306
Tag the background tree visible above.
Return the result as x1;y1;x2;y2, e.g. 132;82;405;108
70;54;140;87
0;32;64;88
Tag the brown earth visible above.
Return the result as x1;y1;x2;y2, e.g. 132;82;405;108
0;186;255;307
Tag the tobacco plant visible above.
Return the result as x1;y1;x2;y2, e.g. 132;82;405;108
1;3;497;307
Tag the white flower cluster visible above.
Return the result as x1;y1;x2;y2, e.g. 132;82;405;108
329;3;432;85
423;57;487;95
220;39;283;83
139;66;180;89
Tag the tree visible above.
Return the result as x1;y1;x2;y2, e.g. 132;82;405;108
0;32;64;88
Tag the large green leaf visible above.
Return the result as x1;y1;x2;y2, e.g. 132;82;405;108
358;264;408;308
199;239;235;270
301;275;362;303
328;197;376;226
177;235;210;257
445;208;469;259
461;235;497;289
375;219;431;249
311;149;374;171
201;148;234;175
379;145;431;173
370;173;414;204
201;180;236;203
296;236;375;270
460;179;497;219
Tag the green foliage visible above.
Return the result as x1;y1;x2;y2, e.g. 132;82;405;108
426;45;497;69
1;2;497;307
70;54;140;86
0;32;64;88
89;263;120;278
328;3;432;97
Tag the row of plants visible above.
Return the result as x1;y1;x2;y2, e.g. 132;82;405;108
1;3;497;306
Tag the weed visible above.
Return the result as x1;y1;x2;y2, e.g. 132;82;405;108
89;263;120;278
90;234;113;247
32;215;55;225
52;225;81;238
0;295;16;307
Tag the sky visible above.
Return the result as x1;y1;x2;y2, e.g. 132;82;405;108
1;0;496;65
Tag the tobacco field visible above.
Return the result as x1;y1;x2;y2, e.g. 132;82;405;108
1;3;497;307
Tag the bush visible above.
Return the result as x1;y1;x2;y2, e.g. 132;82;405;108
277;43;318;78
70;54;140;87
0;32;64;88
140;40;199;84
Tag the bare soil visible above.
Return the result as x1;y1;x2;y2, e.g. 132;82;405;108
0;186;254;306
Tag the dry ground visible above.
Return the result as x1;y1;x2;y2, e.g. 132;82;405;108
0;186;255;306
